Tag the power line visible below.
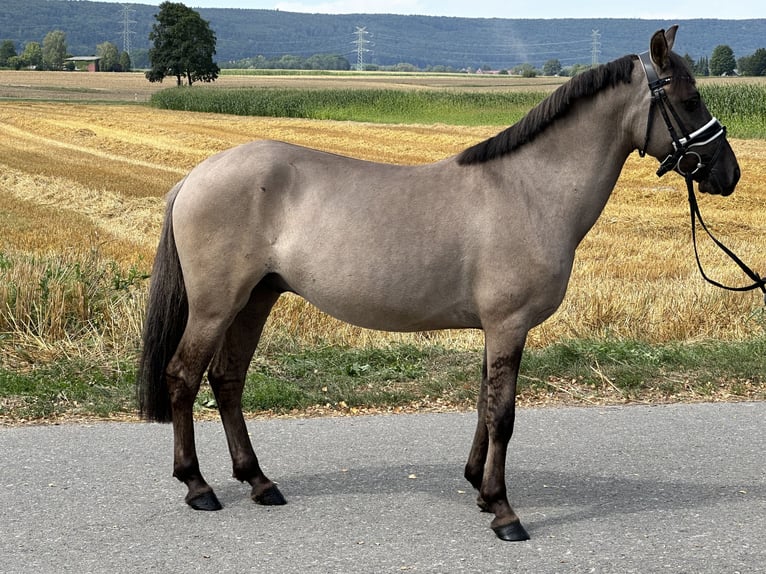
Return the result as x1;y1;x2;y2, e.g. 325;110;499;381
119;4;136;56
591;29;601;67
353;26;370;71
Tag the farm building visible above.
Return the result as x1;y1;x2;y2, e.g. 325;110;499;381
65;56;101;72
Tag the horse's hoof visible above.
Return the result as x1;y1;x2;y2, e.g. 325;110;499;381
476;495;490;513
253;484;287;506
492;520;530;542
187;490;223;511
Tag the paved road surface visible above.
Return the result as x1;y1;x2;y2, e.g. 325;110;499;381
2;402;764;573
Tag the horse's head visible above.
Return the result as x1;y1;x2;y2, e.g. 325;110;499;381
638;26;740;196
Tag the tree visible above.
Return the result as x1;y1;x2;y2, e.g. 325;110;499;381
738;48;766;76
20;41;43;69
305;53;351;71
694;56;709;77
0;40;17;67
42;30;67;70
514;63;537;78
542;59;562;76
710;45;736;76
146;1;220;86
97;41;120;71
119;51;132;72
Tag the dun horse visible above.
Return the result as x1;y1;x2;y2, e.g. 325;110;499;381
138;27;740;540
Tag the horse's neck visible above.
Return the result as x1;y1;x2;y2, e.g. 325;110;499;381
509;85;638;248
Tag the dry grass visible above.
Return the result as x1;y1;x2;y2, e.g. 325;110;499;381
0;97;764;365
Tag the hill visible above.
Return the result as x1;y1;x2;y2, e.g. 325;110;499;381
1;0;764;70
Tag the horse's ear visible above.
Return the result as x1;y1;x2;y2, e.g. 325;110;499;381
650;29;671;70
664;25;678;51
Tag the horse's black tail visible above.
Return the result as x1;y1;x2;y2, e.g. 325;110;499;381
137;183;187;423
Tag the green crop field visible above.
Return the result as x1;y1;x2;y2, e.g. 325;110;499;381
149;81;766;138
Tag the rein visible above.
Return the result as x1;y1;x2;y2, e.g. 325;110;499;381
638;51;766;303
685;176;766;302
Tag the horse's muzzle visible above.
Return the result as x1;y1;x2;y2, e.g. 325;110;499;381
698;162;740;196
696;136;740;196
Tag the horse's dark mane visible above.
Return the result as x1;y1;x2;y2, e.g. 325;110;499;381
457;54;637;165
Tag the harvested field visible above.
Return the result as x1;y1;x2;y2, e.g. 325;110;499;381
0;97;764;362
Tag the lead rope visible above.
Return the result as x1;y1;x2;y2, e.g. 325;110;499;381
686;176;766;304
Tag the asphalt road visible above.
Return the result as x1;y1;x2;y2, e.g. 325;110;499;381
2;402;764;573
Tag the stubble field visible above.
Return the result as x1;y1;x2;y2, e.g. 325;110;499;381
0;71;764;419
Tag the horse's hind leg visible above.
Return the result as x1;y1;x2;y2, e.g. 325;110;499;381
208;287;286;506
166;315;230;511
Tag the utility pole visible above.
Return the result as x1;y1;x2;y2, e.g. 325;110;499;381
353;27;370;71
119;4;136;57
591;29;601;67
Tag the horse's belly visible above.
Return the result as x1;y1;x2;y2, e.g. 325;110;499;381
284;270;480;332
305;298;480;332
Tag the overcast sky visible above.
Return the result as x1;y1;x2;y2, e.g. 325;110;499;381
97;0;764;20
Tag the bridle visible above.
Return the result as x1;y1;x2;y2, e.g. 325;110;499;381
637;51;766;301
637;51;727;178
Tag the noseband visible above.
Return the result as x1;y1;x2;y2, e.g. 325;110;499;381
637;51;766;301
637;51;726;178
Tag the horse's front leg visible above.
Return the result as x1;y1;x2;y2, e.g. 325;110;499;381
464;347;488;499
470;328;530;541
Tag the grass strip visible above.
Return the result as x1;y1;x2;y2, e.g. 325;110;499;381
1;337;763;423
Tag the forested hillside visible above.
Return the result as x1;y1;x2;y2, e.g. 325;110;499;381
1;0;764;70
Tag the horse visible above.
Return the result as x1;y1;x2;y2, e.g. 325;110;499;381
137;26;740;541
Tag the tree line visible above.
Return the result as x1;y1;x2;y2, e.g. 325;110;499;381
0;31;131;72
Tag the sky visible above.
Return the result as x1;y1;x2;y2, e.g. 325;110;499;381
94;0;765;20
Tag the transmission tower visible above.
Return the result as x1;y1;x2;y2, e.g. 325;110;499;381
119;4;137;56
353;27;370;71
591;29;601;67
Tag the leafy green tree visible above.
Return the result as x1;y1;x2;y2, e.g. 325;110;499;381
130;49;149;69
515;63;537;77
20;41;43;69
119;50;132;72
710;45;736;76
42;30;67;70
566;63;591;76
0;40;17;67
542;59;562;76
276;54;303;69
146;1;219;86
738;48;766;76
97;41;120;71
694;56;709;76
305;53;350;71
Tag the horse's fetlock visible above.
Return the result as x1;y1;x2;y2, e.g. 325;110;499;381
480;481;507;509
173;459;201;484
232;459;261;483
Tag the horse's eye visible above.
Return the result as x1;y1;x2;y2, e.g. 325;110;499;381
683;94;701;112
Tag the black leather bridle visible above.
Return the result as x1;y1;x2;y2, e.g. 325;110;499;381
637;51;765;300
637;51;727;178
